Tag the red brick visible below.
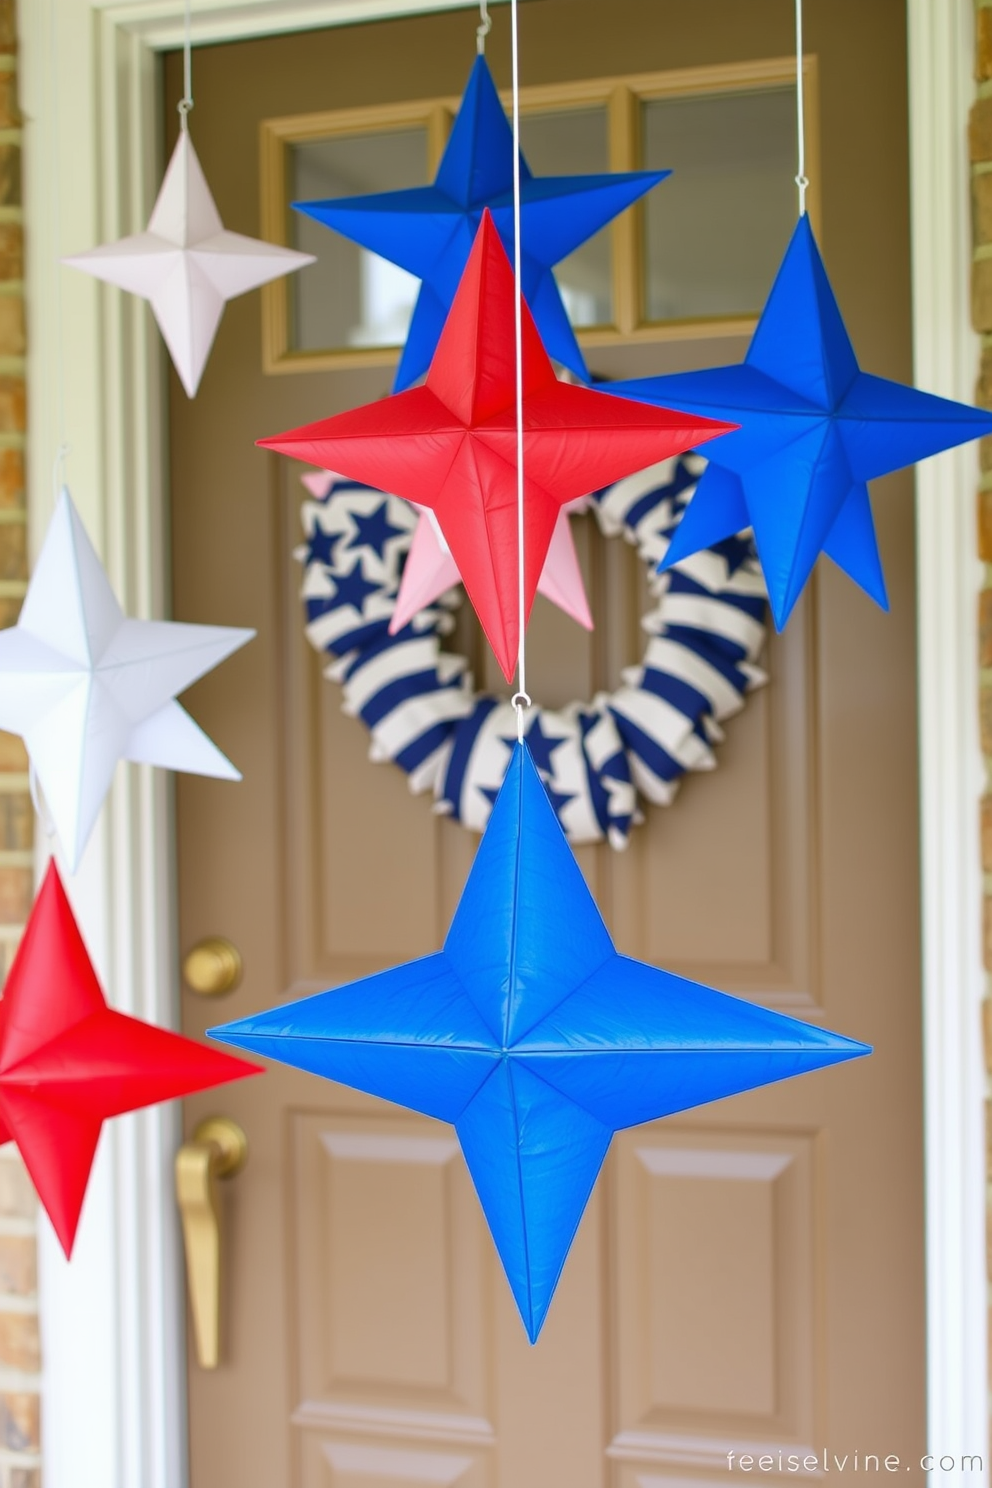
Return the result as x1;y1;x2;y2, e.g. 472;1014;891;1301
0;73;19;129
979;590;992;666
975;171;992;246
0;732;26;772
980;8;992;81
0;522;25;583
0;1161;35;1222
0;1236;36;1297
0;1392;39;1452
979;685;992;754
0;1314;40;1373
0;375;26;433
972;97;992;161
0;866;32;925
973;258;992;332
0;297;25;358
0;223;23;283
0;596;21;628
0;792;31;852
979;490;992;560
0;144;20;208
0;1;16;51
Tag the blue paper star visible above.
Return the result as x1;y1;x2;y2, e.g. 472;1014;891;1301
304;523;338;569
608;215;992;628
326;561;380;614
347;502;408;560
211;743;868;1342
295;55;668;390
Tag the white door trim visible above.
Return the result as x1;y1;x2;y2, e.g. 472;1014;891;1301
907;1;989;1473
17;0;985;1482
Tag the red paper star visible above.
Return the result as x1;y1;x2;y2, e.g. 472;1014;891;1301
0;863;260;1255
259;211;735;681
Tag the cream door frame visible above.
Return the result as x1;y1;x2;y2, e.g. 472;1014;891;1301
16;0;986;1483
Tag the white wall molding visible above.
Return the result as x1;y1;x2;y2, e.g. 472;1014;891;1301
16;0;987;1481
96;0;500;49
907;0;989;1474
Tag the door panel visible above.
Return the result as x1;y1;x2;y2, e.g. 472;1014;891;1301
169;4;923;1485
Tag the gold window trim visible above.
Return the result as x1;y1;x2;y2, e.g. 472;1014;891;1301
259;54;820;376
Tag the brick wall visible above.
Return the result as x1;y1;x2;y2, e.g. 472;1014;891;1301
0;2;41;1486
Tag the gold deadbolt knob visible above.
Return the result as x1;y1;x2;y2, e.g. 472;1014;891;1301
182;937;243;998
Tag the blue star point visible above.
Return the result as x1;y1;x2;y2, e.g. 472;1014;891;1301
609;214;992;627
210;741;868;1342
294;54;668;390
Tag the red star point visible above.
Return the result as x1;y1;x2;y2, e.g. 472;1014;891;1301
259;211;735;681
0;863;260;1255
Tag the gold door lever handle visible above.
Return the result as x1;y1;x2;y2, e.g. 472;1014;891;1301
175;1116;247;1370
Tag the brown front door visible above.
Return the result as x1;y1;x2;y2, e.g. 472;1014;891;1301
168;4;924;1485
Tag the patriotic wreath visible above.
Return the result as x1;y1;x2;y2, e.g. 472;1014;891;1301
297;455;768;849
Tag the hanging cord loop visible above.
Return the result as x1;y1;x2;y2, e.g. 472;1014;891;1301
794;0;808;215
178;0;194;128
509;0;529;740
477;1;492;54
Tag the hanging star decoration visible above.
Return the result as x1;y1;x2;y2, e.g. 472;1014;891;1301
0;862;259;1256
295;53;667;390
606;214;992;629
212;742;868;1342
259;212;733;682
0;489;253;871
64;131;314;397
390;499;592;636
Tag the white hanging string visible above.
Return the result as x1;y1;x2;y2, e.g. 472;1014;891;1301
509;0;530;741
179;0;194;130
794;0;808;216
476;0;491;54
48;0;68;498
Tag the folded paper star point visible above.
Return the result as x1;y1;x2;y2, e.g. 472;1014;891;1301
390;500;592;635
65;131;314;397
608;214;992;628
259;212;734;681
0;488;254;870
1;862;260;1255
211;740;868;1342
296;53;668;389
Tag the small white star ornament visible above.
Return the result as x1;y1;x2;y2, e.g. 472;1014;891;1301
0;489;254;870
64;132;314;397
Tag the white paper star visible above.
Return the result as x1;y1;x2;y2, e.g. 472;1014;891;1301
64;131;315;396
0;490;254;870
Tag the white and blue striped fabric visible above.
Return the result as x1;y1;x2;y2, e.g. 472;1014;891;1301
297;453;768;849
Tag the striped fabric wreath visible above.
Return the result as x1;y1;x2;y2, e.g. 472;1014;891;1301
297;455;768;849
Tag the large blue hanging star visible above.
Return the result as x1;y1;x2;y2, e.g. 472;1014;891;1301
211;743;867;1342
295;54;668;390
607;214;992;629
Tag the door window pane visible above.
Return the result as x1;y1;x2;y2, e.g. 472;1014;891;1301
289;128;429;352
518;106;612;328
642;88;796;322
